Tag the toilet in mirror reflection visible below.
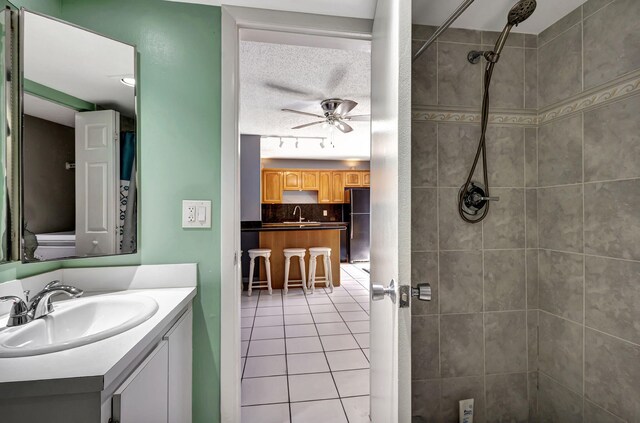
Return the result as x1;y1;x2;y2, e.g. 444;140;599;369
20;11;137;262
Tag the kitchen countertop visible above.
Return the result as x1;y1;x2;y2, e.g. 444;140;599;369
0;287;196;397
241;221;348;232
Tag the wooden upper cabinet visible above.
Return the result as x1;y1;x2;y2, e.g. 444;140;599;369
301;171;319;190
362;171;370;186
318;171;332;203
283;171;302;190
344;171;362;187
262;170;283;203
331;171;345;203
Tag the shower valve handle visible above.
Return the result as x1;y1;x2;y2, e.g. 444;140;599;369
478;195;499;201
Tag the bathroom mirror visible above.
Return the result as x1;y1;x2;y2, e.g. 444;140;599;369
20;10;137;262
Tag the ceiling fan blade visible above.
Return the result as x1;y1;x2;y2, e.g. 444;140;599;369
265;82;315;97
292;121;326;130
282;109;325;119
335;120;354;133
335;100;358;117
345;114;370;121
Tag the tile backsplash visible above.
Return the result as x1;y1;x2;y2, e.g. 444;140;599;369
261;204;345;223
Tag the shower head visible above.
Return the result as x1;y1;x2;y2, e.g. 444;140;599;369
507;0;537;26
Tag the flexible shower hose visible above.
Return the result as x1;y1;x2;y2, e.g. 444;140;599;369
458;59;496;224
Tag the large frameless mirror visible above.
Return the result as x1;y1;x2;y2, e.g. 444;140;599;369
20;10;137;262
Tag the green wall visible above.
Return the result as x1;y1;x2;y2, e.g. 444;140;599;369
0;0;223;420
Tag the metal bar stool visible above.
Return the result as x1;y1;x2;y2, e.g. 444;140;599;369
308;247;333;293
283;248;307;295
247;248;272;296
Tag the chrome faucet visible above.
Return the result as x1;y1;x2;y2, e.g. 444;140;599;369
293;205;305;223
0;280;83;327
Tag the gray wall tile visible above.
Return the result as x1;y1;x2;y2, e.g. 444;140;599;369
438;42;482;107
528;372;538;423
484;47;525;109
586;256;640;345
439;28;481;44
584;179;640;261
486;126;524;187
538;114;583;187
583;0;615;17
525;48;538;110
441;376;486;423
412;315;440;380
412;188;438;251
412;24;437;41
525;34;538;48
584;0;640;88
526;250;539;309
538;373;584;423
485;311;527;374
485;373;529;423
412;121;438;187
526;189;538;249
538;185;583;253
524;128;537;188
538;312;584;393
412;252;438;316
482;31;524;47
484;250;526;311
584;95;640;182
440;313;484;377
538;24;582;108
482;188;525;249
538;6;583;47
412;40;438;107
584;329;640;421
584;400;626;423
439;251;483;313
438;188;483;251
412;379;442;422
528;310;538;371
539;250;584;322
438;123;482;188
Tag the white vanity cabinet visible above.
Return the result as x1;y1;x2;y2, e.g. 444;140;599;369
105;306;193;423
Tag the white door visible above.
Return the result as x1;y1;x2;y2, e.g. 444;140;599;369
75;110;120;256
369;0;413;421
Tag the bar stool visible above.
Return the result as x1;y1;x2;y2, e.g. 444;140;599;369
308;247;333;293
283;248;307;295
248;249;272;297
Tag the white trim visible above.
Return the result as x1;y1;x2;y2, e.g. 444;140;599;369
219;6;372;421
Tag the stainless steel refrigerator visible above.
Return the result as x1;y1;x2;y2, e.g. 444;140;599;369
346;188;370;263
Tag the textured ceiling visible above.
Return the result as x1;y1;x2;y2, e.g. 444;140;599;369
239;39;371;160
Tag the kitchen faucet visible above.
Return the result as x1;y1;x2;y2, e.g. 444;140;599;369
0;280;83;327
293;205;305;223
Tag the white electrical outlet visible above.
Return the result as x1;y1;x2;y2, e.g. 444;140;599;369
323;210;328;216
182;200;212;228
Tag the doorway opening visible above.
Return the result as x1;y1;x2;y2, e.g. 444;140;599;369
237;28;373;422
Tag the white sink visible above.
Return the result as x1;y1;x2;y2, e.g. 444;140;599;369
0;294;159;357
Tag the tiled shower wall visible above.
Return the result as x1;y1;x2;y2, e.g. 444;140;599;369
534;0;640;421
410;24;539;422
411;0;640;422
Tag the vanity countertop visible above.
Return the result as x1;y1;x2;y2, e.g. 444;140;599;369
241;221;348;232
0;287;196;397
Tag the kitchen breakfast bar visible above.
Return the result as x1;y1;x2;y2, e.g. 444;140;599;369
241;223;347;289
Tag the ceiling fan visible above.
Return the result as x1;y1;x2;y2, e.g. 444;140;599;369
281;98;370;134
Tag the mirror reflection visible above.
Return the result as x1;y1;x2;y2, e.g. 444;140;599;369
21;11;137;262
0;9;12;263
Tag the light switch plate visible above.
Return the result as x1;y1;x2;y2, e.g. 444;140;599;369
182;200;212;228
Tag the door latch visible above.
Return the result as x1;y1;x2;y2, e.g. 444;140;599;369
371;279;396;303
398;283;432;308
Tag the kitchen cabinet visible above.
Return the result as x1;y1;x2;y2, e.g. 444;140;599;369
331;172;345;203
344;171;362;187
262;170;283;203
318;171;332;203
362;171;370;186
301;171;319;190
283;171;302;190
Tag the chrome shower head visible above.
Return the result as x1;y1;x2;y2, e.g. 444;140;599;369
507;0;537;26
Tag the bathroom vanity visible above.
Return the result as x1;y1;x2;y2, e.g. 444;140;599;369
0;264;196;423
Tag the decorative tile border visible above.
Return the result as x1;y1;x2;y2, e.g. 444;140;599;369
412;71;640;126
